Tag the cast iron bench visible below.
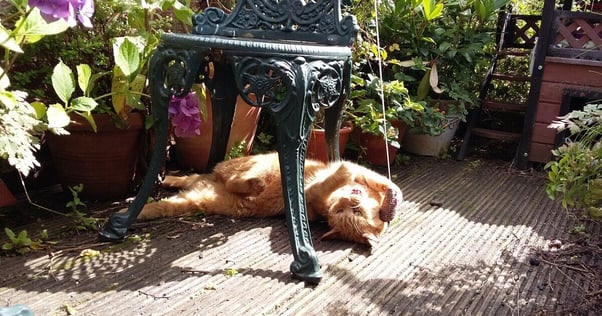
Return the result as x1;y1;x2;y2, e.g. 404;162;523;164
99;0;358;283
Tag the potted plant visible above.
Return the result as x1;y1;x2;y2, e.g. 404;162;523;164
348;73;424;166
306;105;354;163
374;0;506;156
401;100;460;156
5;1;196;199
380;0;506;105
545;103;602;220
1;0;93;202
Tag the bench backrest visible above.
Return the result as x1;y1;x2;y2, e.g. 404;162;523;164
191;0;358;46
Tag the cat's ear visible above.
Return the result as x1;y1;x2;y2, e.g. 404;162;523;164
321;228;343;240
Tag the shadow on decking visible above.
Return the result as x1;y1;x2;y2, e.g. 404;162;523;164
0;156;600;315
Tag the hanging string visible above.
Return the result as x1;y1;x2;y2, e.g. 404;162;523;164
372;0;392;180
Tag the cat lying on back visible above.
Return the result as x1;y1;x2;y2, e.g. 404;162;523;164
137;152;402;248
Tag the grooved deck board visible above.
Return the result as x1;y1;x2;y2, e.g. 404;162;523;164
0;157;599;315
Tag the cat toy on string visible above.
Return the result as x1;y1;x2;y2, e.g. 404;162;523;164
371;0;393;180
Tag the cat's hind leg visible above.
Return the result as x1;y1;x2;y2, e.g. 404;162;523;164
162;174;212;189
137;194;202;220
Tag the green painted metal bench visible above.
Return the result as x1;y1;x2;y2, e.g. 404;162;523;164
99;0;358;283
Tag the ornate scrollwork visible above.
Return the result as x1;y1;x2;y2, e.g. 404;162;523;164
150;47;201;100
233;56;294;110
309;61;344;109
191;0;358;45
191;7;228;34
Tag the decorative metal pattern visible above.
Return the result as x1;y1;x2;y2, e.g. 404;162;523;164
101;0;358;284
192;0;358;45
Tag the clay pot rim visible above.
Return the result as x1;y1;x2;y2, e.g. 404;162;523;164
66;112;145;132
310;123;354;134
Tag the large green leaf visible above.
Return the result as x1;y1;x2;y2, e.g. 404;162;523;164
51;61;75;105
113;37;141;78
15;8;69;44
422;0;444;22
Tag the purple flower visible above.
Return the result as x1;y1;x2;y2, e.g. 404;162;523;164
29;0;94;28
74;0;94;28
169;92;202;137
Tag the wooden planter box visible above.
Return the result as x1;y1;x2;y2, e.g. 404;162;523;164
529;57;602;162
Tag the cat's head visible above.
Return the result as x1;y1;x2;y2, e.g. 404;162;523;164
322;185;401;248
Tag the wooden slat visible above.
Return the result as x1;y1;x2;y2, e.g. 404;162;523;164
472;128;521;141
482;100;527;112
499;49;531;57
491;73;531;82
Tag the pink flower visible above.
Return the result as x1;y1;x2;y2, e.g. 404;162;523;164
29;0;94;28
169;92;202;137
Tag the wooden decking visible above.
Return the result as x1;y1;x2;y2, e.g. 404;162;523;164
0;157;600;315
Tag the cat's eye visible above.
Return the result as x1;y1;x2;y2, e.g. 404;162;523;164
353;210;363;217
336;209;343;214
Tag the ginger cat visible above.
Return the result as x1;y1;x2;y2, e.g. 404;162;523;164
138;152;402;248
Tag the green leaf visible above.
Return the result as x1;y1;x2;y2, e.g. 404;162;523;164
30;101;47;120
76;112;97;133
0;25;24;53
76;64;92;95
417;70;430;101
172;3;194;26
127;8;146;31
113;38;141;78
111;66;129;118
70;97;98;112
15;8;69;44
422;0;444;21
51;61;75;105
5;227;15;240
0;66;10;89
46;103;71;128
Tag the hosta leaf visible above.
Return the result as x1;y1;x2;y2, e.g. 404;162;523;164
113;37;141;78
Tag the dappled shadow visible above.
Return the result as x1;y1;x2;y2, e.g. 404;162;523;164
0;203;357;311
0;156;596;315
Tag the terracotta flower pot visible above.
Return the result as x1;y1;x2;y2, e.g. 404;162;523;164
46;113;144;200
358;132;398;166
390;119;408;142
0;178;17;207
175;96;262;172
306;124;353;162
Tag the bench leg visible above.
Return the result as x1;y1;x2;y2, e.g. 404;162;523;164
270;62;323;284
99;48;201;241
